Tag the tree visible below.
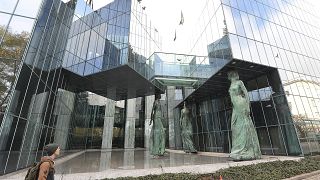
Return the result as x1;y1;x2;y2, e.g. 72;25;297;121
0;25;29;111
292;114;310;138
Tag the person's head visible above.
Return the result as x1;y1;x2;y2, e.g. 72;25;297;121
44;143;60;157
227;70;239;81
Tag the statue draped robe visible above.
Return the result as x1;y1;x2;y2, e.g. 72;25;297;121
229;80;261;160
180;107;197;153
150;100;165;156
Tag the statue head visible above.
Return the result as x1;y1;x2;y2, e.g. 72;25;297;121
155;93;161;101
227;70;239;81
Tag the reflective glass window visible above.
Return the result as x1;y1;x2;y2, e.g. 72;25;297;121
0;13;11;40
229;34;242;59
0;0;18;13
238;36;251;61
240;11;254;39
231;8;246;37
223;6;236;34
14;0;42;18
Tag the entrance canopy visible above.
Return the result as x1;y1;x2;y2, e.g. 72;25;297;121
176;59;278;107
62;65;163;100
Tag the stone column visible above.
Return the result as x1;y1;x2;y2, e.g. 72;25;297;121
167;86;176;148
101;88;116;149
144;150;150;168
53;89;75;150
144;95;154;149
124;97;136;149
123;149;135;169
99;149;112;171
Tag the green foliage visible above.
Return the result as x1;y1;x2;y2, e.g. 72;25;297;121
0;25;29;107
103;156;320;180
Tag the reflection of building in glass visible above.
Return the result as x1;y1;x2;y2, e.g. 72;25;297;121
180;0;320;157
0;0;160;175
1;0;320;176
284;79;320;119
207;35;232;65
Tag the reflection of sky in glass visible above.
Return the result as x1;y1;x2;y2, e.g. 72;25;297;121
0;0;18;13
8;16;34;34
14;0;42;18
249;87;273;102
74;0;93;18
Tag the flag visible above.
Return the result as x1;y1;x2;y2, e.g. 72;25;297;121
179;11;184;25
86;0;93;9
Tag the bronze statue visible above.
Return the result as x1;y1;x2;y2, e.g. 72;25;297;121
180;102;197;153
228;70;261;161
149;94;166;156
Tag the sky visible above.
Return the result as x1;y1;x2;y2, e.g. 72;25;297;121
141;0;206;54
4;0;320;54
122;0;320;54
89;0;206;54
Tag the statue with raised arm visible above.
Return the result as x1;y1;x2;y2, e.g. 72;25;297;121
180;102;197;153
149;94;166;156
228;70;261;161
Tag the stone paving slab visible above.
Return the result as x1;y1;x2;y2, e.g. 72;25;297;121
1;150;85;180
1;149;302;180
52;157;302;180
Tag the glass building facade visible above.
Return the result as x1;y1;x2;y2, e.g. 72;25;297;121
174;0;320;157
0;0;160;175
0;0;320;176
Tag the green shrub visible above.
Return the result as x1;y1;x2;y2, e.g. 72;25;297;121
104;156;320;180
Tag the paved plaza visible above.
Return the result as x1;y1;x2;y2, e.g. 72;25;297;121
2;149;302;180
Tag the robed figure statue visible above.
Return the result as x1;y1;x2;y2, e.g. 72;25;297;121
149;95;166;156
228;70;261;161
180;102;197;153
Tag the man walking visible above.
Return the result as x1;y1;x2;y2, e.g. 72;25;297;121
38;143;60;180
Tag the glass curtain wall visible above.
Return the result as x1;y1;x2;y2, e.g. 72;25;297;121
63;0;132;75
0;0;76;174
0;0;162;175
0;0;41;116
128;0;161;79
186;0;320;155
221;0;320;155
183;70;301;156
0;0;42;124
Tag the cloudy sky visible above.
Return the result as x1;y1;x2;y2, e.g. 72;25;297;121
89;0;205;54
4;0;320;55
143;0;320;54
